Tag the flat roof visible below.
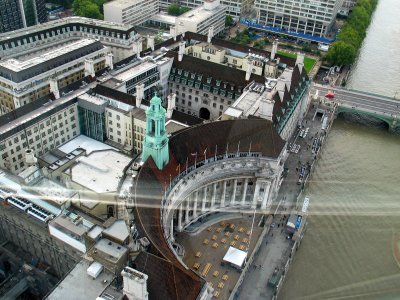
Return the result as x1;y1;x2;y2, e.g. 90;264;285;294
58;135;117;155
0;39;98;73
103;220;129;242
104;0;149;9
113;60;157;82
46;260;113;300
32;178;77;205
223;246;247;268
69;150;132;194
95;238;128;261
88;225;103;240
0;16;134;41
78;93;107;106
51;213;92;237
149;13;177;25
177;3;223;24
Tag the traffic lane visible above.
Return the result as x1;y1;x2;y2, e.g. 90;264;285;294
311;86;399;105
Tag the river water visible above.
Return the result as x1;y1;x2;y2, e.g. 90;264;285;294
280;0;400;299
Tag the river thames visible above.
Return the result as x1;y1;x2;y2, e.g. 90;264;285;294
280;0;400;299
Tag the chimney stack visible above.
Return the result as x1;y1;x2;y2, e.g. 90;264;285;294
207;26;214;43
136;40;142;58
105;53;114;70
271;40;278;60
259;92;275;121
166;93;176;118
122;267;149;300
170;26;177;41
295;52;305;73
84;58;95;77
136;83;145;107
245;58;252;81
49;77;60;99
178;41;185;62
147;35;155;51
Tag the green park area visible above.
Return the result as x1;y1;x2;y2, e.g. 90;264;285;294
277;50;316;74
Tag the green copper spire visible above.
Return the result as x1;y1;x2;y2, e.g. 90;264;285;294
141;92;169;170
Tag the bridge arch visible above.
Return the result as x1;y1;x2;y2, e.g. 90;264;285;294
336;106;392;129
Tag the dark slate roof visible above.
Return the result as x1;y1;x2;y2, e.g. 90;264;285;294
170;110;204;126
0;21;135;50
152;32;296;67
165;51;264;96
0;41;104;83
272;65;309;126
133;119;285;300
118;31;296;71
93;84;150;107
133;252;203;300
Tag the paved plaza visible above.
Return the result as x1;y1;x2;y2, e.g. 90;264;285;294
176;215;263;299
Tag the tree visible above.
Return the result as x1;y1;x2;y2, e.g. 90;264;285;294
326;41;356;66
337;26;362;49
225;15;234;27
73;0;102;19
167;4;190;16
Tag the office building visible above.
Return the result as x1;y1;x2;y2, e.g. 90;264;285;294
0;39;111;115
159;0;254;18
254;0;344;37
0;17;140;63
104;0;159;26
0;0;47;33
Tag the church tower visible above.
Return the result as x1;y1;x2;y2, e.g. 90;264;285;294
141;93;169;170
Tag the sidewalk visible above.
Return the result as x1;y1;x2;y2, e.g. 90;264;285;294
236;102;332;300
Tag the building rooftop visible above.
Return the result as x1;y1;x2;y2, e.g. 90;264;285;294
103;220;129;243
51;212;94;237
0;16;135;41
94;238;128;262
104;0;150;9
69;149;132;194
88;225;104;240
149;12;177;25
177;1;224;24
0;39;99;73
46;260;114;300
113;60;158;82
31;178;77;206
59;135;117;155
165;120;189;134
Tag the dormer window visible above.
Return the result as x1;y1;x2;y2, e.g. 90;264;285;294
184;71;189;77
216;80;221;87
207;77;212;84
177;69;182;75
191;73;195;79
223;82;227;89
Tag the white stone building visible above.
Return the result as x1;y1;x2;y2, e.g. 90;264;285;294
104;0;159;26
0;39;111;115
0;17;140;63
0;95;80;174
174;0;226;36
254;0;344;37
159;0;254;18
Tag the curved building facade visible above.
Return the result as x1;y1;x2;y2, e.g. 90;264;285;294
133;118;286;299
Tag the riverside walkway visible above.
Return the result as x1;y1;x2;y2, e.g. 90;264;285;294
236;98;335;300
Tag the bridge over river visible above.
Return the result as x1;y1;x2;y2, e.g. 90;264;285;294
310;83;400;132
